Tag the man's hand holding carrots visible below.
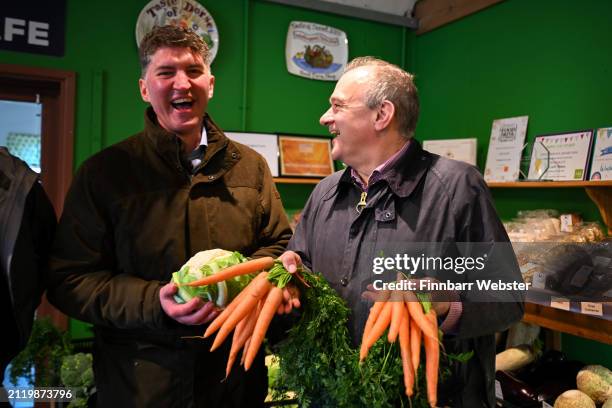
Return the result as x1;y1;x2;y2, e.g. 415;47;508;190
277;251;303;314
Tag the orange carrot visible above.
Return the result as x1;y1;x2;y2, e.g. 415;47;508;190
210;273;272;351
398;304;414;397
405;292;438;341
241;336;251;365
204;272;265;338
360;301;385;359
424;310;440;408
244;286;284;370
360;289;390;341
226;300;261;378
184;257;275;287
361;301;393;361
225;317;248;378
387;293;404;343
410;314;421;375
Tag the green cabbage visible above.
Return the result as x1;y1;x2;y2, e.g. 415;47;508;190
171;249;252;307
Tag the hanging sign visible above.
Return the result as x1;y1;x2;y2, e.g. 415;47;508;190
136;0;219;64
0;0;66;56
285;21;348;81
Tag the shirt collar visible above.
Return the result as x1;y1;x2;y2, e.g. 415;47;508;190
350;139;412;191
341;139;430;198
197;125;208;148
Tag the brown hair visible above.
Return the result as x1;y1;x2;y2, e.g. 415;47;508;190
138;25;210;77
345;56;419;138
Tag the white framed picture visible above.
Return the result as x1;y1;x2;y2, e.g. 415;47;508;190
589;127;612;180
423;138;477;166
527;130;593;181
226;132;279;177
484;116;528;182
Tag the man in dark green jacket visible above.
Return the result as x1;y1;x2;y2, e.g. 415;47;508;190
48;26;292;407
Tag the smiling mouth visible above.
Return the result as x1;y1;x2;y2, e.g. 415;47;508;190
171;98;194;112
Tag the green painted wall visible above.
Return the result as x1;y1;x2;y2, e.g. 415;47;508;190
411;0;611;368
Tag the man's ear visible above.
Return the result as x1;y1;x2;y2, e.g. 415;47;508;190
139;78;150;103
374;100;395;132
208;75;215;99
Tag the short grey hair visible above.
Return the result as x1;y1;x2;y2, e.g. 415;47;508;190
345;56;419;138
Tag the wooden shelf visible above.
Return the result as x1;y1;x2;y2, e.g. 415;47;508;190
523;303;612;345
488;180;612;235
273;177;320;185
487;180;612;188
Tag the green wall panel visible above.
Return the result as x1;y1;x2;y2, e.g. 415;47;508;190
246;1;407;135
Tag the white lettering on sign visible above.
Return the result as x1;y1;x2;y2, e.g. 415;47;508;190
1;17;50;46
4;17;26;41
28;21;49;46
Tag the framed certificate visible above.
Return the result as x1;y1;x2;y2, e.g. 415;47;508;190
484;116;529;182
423;138;477;165
589;127;612;180
278;135;334;178
527;130;594;181
226;132;279;177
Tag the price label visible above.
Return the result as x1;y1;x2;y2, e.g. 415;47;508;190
550;297;570;311
560;214;574;232
531;270;548;289
495;379;503;400
580;302;603;316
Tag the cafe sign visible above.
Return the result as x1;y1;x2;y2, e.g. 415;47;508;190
0;0;66;56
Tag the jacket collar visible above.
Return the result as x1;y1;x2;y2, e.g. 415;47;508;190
143;107;237;173
339;139;431;198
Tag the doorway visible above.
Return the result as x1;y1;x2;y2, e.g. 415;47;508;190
0;63;75;330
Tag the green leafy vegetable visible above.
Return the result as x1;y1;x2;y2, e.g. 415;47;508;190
9;317;73;386
171;249;251;306
266;261;294;289
61;353;94;408
271;271;470;407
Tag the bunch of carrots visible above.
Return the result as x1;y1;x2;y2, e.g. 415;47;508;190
182;256;297;378
360;290;440;408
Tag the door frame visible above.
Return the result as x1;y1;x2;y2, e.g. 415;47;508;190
0;64;75;330
0;63;75;217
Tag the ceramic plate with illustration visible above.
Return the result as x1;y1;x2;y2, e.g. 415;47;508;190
286;21;348;81
136;0;219;64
